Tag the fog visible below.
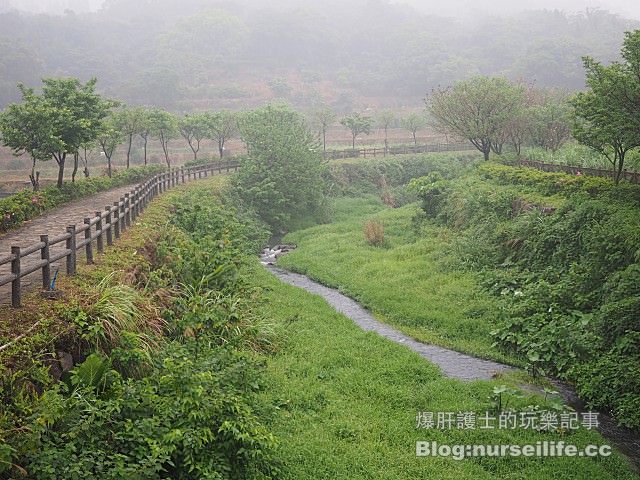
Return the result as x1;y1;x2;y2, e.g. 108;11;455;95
2;0;639;20
1;0;639;111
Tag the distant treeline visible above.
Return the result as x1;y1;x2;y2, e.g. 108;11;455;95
0;0;638;110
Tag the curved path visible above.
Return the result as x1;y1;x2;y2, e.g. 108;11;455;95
0;184;137;304
265;264;640;472
267;266;516;382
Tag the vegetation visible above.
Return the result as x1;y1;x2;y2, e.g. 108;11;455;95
0;78;116;188
427;77;525;160
253;265;637;479
1;177;277;478
570;30;640;184
340;112;373;149
0;164;164;233
233;104;328;232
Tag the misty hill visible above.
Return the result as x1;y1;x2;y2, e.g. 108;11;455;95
1;0;638;111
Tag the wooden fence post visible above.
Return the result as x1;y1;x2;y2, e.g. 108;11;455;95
125;194;131;227
66;225;76;275
120;197;127;233
114;202;121;238
40;235;50;291
106;206;114;245
84;218;93;264
96;212;104;253
181;167;185;184
11;246;21;308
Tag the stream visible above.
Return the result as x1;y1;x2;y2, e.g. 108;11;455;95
261;249;640;472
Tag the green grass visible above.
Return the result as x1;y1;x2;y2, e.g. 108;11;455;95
252;265;638;479
277;196;514;365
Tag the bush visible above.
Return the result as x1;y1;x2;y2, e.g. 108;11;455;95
0;165;165;233
363;217;384;247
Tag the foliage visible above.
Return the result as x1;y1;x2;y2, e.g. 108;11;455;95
418;161;640;429
0;78;116;188
233;104;328;232
178;112;209;162
363;217;384;247
147;108;177;168
427;77;524;160
205;110;238;159
0;164;164;233
400;112;427;145
340;112;373;149
14;344;278;479
570;30;640;185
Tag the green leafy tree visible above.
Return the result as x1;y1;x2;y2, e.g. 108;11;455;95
97;115;122;178
178;113;209;162
138;109;152;166
0;78;113;187
0;92;61;191
148;108;176;169
112;106;145;169
427;76;524;160
340;112;373;149
310;106;336;153
377;110;395;155
570;30;640;184
233;104;327;232
401;113;427;146
205;111;237;159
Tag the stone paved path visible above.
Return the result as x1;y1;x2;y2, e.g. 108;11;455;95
0;184;138;304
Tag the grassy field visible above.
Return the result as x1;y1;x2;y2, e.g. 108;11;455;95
252;265;638;479
276;195;515;365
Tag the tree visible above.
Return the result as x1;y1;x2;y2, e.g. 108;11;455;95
112;106;145;169
529;101;572;154
0;78;113;188
97;116;122;178
340;112;373;149
205;111;237;159
400;113;426;146
377;110;395;155
569;30;640;185
148;108;176;169
427;77;524;160
138;110;152;166
178;113;208;162
0;93;62;191
233;104;327;232
310;106;336;153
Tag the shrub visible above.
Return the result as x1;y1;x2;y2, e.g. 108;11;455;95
0;164;165;233
364;217;384;247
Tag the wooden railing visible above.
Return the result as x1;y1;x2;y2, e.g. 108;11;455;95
0;160;239;307
519;159;640;184
324;142;474;160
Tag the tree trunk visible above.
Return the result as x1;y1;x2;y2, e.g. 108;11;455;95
107;155;112;178
71;152;79;183
126;134;133;169
29;157;40;192
143;137;148;166
218;140;224;159
56;153;66;188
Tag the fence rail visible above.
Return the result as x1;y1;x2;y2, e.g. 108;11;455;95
519;159;640;184
324;142;474;159
0;160;238;307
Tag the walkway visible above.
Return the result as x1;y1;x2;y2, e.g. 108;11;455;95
0;184;137;304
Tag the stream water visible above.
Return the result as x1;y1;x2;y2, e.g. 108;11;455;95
261;253;640;471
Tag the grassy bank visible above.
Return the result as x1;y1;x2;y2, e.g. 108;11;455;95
276;195;512;364
252;265;638;479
